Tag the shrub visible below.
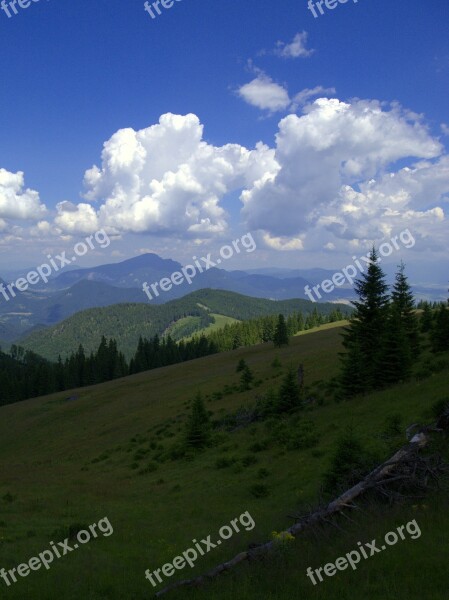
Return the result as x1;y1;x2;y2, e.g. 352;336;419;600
133;449;150;461
167;443;186;461
68;523;89;540
185;392;211;450
271;357;282;369
250;483;270;498
323;428;379;496
431;397;449;419
311;449;325;458
257;468;270;479
138;462;158;475
249;441;269;452
91;452;110;464
241;454;258;467
236;359;248;373
240;366;255;391
271;420;319;450
215;456;237;469
382;414;403;437
277;367;302;414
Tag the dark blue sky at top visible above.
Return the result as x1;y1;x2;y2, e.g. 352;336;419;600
0;0;448;208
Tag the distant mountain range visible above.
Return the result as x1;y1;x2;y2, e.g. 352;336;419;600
47;252;318;299
0;252;442;345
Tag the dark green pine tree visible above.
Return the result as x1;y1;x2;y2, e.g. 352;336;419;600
420;302;434;333
236;358;248;373
185;392;211;450
240;365;254;391
431;303;449;352
391;261;420;354
338;332;367;398
276;367;301;414
273;314;289;348
340;247;389;393
381;305;413;385
262;317;275;342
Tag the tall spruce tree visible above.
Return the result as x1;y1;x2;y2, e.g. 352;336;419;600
381;305;413;385
240;365;254;391
340;247;389;394
431;303;449;352
338;333;367;398
273;314;289;347
420;302;434;333
277;367;302;414
185;392;211;450
391;261;420;354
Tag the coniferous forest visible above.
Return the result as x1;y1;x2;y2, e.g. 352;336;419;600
0;306;346;406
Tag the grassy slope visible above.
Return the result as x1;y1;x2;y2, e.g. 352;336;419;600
182;313;241;341
0;327;447;599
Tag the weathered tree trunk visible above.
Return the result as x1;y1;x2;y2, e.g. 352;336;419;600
155;431;430;597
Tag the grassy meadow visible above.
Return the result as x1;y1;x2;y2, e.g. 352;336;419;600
0;325;448;599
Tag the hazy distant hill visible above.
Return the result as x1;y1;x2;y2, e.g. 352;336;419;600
0;280;145;341
48;252;313;300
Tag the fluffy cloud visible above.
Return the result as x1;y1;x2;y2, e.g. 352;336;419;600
0;169;47;221
241;98;445;247
64;113;277;236
54;201;99;234
273;32;314;59
237;68;335;114
292;86;336;108
262;233;304;251
237;73;291;112
315;157;449;250
51;103;449;257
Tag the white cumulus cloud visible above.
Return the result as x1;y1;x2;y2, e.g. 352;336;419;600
56;113;278;237
237;73;291;112
240;98;446;249
0;168;47;221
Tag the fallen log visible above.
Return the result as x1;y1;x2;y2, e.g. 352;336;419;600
155;429;431;597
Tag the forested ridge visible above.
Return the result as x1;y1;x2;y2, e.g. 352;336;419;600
0;303;348;407
16;289;348;360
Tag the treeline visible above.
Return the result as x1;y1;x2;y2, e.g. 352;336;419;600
0;334;218;407
205;307;348;351
339;252;449;397
0;304;345;407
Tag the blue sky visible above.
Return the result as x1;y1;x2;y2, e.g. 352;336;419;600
0;0;448;287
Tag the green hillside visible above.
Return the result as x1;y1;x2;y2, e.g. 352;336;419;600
17;289;349;360
0;325;447;599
